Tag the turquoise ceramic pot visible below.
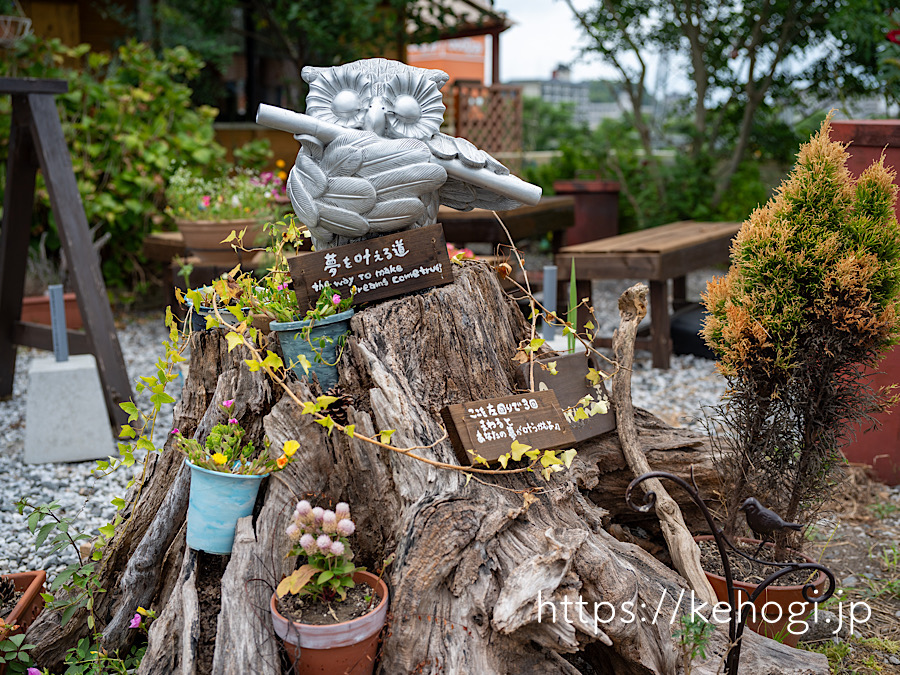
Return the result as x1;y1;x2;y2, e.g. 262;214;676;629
186;461;267;555
269;309;354;391
185;286;250;332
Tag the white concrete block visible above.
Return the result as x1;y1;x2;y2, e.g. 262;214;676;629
24;354;116;464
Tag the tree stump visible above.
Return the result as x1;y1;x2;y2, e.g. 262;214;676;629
27;263;827;674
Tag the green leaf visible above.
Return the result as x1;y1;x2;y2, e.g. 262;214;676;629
225;331;244;352
99;522;115;539
510;440;531;462
244;359;262;372
317;570;334;584
378;429;396;445
262;351;284;370
561;449;577;468
316;395;339;410
35;521;56;548
315;416;335;433
119;401;140;421
344;424;355;438
111;497;127;510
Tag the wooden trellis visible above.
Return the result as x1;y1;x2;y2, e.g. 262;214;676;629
452;83;523;170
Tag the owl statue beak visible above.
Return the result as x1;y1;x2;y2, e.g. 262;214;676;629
363;96;388;136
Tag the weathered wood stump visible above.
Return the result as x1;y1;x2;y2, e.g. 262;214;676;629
27;263;827;674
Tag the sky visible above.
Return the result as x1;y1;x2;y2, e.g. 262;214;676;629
489;0;617;83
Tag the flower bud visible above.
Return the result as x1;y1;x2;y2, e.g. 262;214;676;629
322;510;337;533
311;507;324;524
300;533;316;554
335;502;350;520
285;524;300;540
337;519;355;536
330;541;345;556
316;534;332;551
295;500;312;517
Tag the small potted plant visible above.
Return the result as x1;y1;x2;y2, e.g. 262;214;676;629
165;166;278;265
269;285;355;391
699;116;900;643
270;500;388;675
172;399;299;555
0;571;44;675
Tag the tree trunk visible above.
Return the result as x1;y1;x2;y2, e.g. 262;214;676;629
28;263;827;674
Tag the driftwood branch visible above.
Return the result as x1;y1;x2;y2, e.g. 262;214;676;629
611;283;717;606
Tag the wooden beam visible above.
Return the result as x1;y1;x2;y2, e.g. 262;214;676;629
12;322;92;354
0;96;39;398
24;92;132;427
0;78;68;95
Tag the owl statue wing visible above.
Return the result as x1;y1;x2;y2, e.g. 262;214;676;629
286;129;448;246
427;132;526;212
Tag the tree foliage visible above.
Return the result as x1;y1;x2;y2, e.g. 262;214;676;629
563;0;900;210
702;118;900;547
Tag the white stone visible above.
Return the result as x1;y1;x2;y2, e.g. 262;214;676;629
24;354;116;464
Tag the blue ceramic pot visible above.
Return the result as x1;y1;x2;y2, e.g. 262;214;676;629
186;461;267;555
269;309;354;391
185;287;250;332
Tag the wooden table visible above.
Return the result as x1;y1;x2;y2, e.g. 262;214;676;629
439;195;575;252
555;220;741;369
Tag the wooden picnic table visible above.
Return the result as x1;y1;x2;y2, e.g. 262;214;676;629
555;220;742;369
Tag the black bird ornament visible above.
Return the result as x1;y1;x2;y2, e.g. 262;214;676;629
739;497;803;556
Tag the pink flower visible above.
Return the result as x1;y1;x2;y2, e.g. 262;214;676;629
229;418;238;424
130;613;141;629
300;533;316;554
322;510;337;533
311;506;324;523
332;294;341;305
277;282;289;291
316;534;332;550
330;541;345;556
295;500;312;517
335;502;350;519
171;428;179;435
27;669;41;675
286;524;300;540
223;399;234;408
201;195;211;208
337;519;355;536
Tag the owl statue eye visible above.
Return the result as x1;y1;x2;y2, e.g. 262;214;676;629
332;90;364;121
305;67;371;128
383;71;445;139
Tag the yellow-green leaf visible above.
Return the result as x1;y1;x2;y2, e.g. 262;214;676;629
225;331;244;352
316;395;339;410
546;361;558;375
497;453;509;469
244;359;262;372
344;424;355;438
510;440;531;462
560;449;577;467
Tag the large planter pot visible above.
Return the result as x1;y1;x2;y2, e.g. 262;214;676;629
174;218;265;266
185;461;267;555
1;570;46;633
695;535;828;647
270;570;389;675
270;309;355;391
552;179;620;246
20;292;83;329
830;120;900;485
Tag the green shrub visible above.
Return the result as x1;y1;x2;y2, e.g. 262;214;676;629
0;36;228;289
702;117;900;550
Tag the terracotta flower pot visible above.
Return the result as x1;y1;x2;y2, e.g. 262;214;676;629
1;570;46;635
695;535;828;647
19;293;83;329
270;570;389;675
174;218;265;266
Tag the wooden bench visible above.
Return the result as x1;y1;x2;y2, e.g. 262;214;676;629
554;220;742;369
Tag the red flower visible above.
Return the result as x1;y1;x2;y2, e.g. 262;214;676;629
888;29;900;45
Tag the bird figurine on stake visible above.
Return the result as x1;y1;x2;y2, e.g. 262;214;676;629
739;497;804;556
255;58;542;251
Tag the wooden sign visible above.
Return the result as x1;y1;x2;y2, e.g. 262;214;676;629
441;391;576;465
287;224;453;309
515;352;616;442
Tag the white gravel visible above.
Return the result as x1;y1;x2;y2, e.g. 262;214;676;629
0;268;726;577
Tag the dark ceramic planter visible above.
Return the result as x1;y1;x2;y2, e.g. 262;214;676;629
270;309;354;391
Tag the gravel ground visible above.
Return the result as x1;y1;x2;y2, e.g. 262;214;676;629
0;268;727;578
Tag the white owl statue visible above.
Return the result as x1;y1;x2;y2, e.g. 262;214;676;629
256;58;542;251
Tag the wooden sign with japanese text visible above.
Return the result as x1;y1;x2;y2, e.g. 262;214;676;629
287;224;453;310
515;352;616;443
441;391;576;465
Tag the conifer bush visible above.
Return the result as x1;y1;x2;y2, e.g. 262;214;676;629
702;116;900;551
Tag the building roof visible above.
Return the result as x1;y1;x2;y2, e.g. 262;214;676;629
414;0;513;39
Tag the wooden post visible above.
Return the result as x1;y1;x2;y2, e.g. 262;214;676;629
0;78;131;428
